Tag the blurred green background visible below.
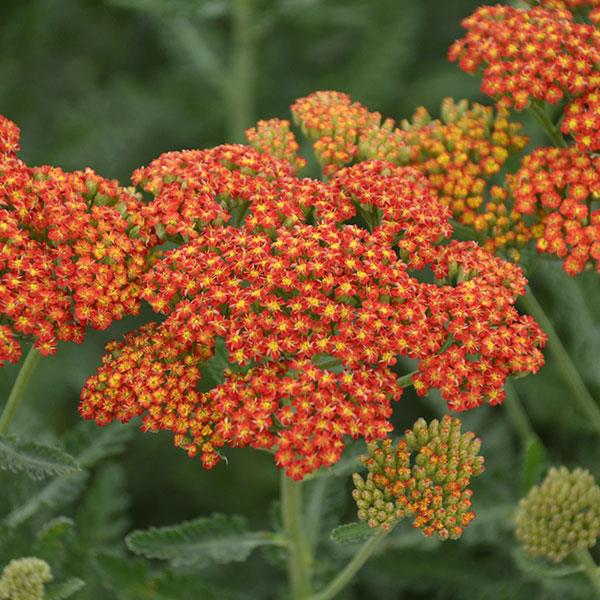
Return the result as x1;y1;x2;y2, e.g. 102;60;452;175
1;1;599;598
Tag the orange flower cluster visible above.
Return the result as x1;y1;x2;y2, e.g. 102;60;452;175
562;89;600;154
291;91;381;176
360;98;530;257
81;187;545;476
0;114;156;364
352;416;484;540
414;241;546;410
245;118;306;172
509;147;600;275
330;161;452;268
449;5;600;110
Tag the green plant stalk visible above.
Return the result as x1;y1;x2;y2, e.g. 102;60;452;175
311;528;390;600
397;370;417;388
227;0;255;142
281;472;312;599
527;102;568;148
520;286;600;433
572;548;600;594
0;345;40;435
504;379;537;444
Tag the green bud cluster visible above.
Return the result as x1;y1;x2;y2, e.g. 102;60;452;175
352;416;485;540
0;557;52;600
515;466;600;563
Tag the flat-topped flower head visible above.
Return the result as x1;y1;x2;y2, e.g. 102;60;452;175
515;466;600;562
509;146;600;275
0;154;157;363
0;557;52;600
449;5;600;109
353;416;484;540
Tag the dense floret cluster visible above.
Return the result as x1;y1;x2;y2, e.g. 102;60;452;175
509;147;600;274
352;416;484;540
0;557;52;600
81;155;545;477
0;115;156;364
515;466;600;562
449;5;600;110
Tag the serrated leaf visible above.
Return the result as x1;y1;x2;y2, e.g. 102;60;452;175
45;578;86;600
4;472;88;528
64;422;134;469
126;513;280;568
0;435;80;480
34;516;75;559
513;548;585;580
78;463;130;547
330;522;378;544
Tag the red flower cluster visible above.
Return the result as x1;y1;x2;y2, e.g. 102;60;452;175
245;118;306;173
509;147;600;274
330;161;452;268
291;91;381;176
449;5;600;110
414;242;546;410
0;115;156;364
562;89;600;154
359;98;530;258
81;198;545;476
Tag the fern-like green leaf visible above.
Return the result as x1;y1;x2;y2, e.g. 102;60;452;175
330;522;377;545
0;436;80;480
45;578;86;600
3;472;88;528
126;513;281;568
65;422;134;468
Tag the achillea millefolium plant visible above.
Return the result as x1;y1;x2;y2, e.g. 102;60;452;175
0;1;599;599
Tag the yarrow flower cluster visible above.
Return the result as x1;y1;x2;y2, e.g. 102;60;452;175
81;146;545;478
0;557;52;600
515;466;600;562
352;416;484;540
0;115;157;364
359;98;530;259
509;147;600;274
449;5;600;110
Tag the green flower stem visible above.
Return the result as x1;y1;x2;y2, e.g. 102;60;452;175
520;286;600;433
528;102;568;148
504;379;537;444
397;370;417;388
310;528;390;600
226;0;255;142
281;472;312;599
573;548;600;595
0;345;40;435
